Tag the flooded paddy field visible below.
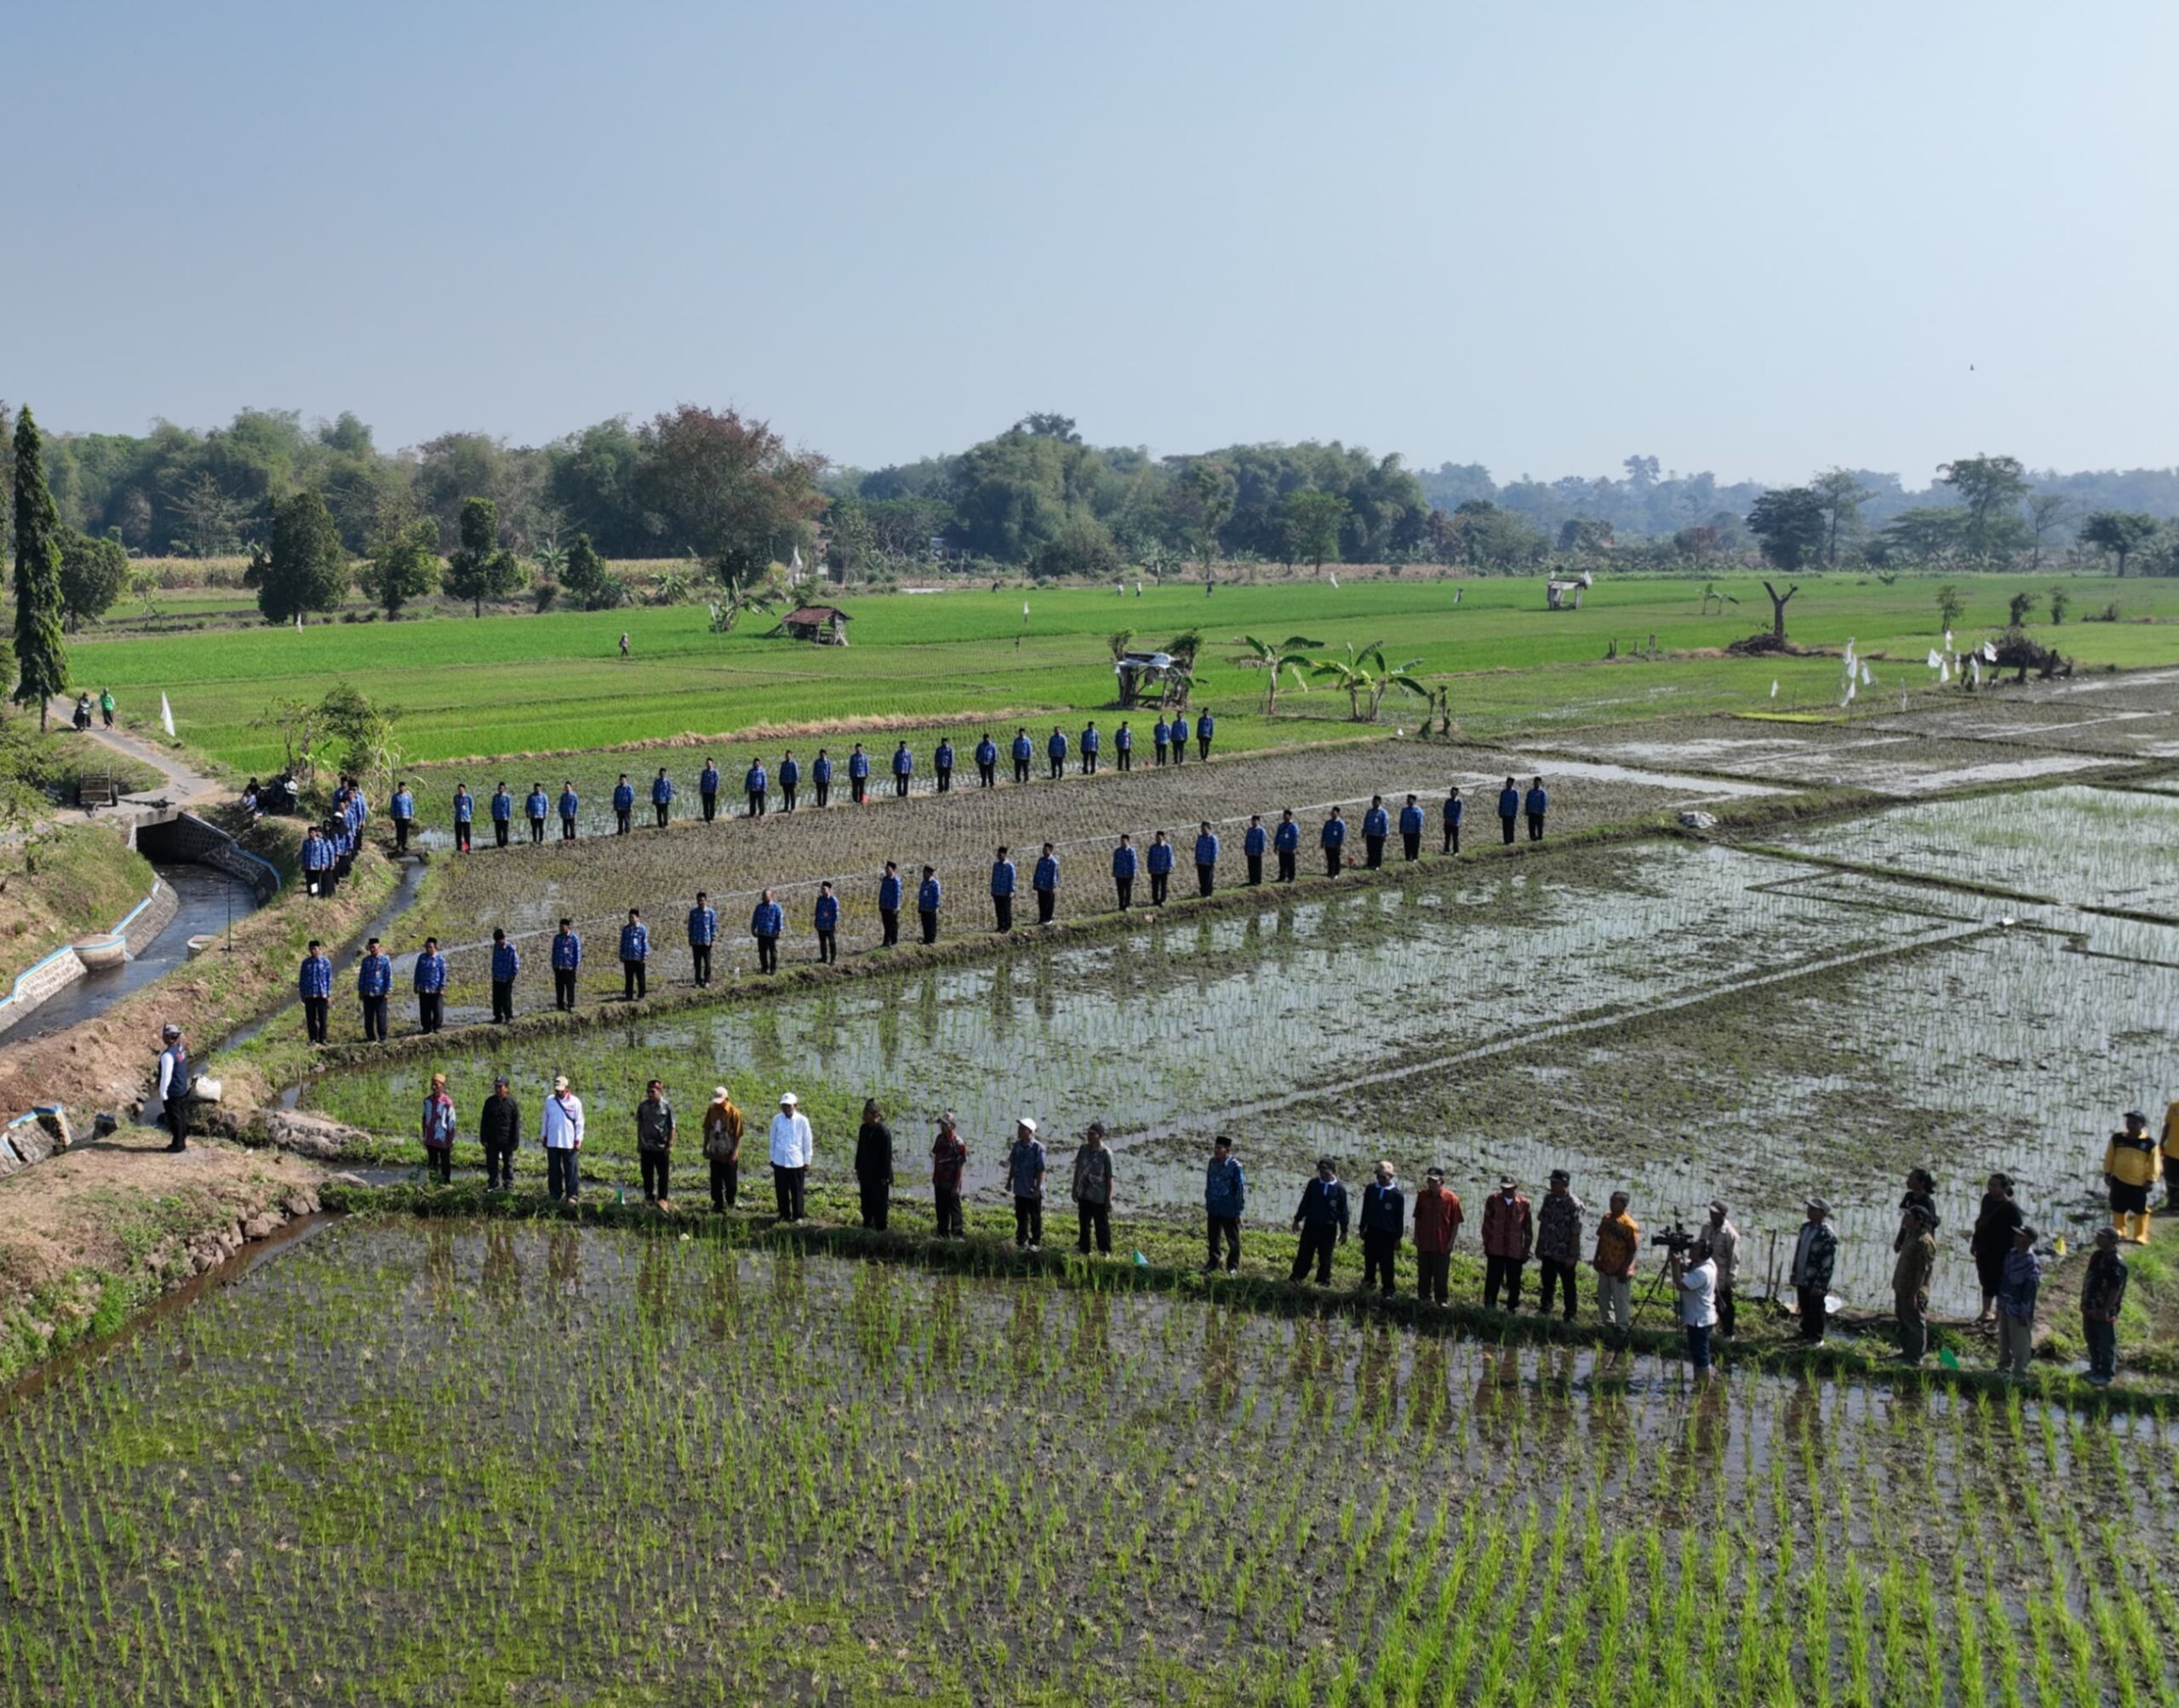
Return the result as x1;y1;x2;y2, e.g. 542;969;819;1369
6;1220;2172;1707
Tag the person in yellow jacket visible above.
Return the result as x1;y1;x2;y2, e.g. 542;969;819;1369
2103;1109;2160;1243
2163;1100;2179;1214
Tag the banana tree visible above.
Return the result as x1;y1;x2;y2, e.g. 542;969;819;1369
1311;641;1428;722
1228;633;1323;715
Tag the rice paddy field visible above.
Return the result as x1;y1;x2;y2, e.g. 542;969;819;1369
4;1218;2176;1707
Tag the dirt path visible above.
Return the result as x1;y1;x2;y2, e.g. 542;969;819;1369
46;696;225;810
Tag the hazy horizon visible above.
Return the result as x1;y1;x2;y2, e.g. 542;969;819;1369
10;1;2176;483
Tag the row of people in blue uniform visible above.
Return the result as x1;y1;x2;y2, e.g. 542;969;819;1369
297;779;1552;1040
297;775;372;896
375;714;1227;852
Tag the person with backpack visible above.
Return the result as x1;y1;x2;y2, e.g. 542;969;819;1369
703;1087;744;1210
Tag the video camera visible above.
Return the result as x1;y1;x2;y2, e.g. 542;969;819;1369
1650;1221;1701;1255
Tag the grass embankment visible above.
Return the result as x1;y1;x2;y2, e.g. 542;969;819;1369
67;573;2179;774
0;822;154;989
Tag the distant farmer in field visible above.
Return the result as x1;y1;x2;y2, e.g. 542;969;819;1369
1320;806;1347;877
1705;1201;1740;1336
855;1100;893;1230
100;687;114;728
991;846;1016;934
1115;720;1132;772
704;1086;743;1210
2104;1109;2159;1244
1411;1168;1461;1305
975;732;998;787
1152;716;1170;766
811;748;832;808
479;1073;520;1192
688;891;717;987
541;1075;584;1202
1525;777;1547;842
1196;709;1214;761
2080;1225;2128;1386
1497;777;1519;845
814;882;839;963
1274;809;1300;882
745;755;768;818
635;1079;675;1208
1012;728;1032;784
1399;794;1425;862
620;908;649;1000
1204;1134;1244;1273
1033;843;1060;924
1996;1225;2041;1380
618;631;630;659
1009;1118;1047;1250
558;780;578;840
1362;796;1389;869
892;740;913;797
453;783;474;852
1893;1201;1936;1364
155;1023;190;1151
1194;821;1220;897
413;936;448;1034
934;735;954;792
651;766;673;827
1535;1169;1585;1322
878;863;902;945
357;936;392;1042
526;780;549;843
613;774;634;834
551;917;580;1011
931;1112;968;1237
1112;835;1137;910
918;866;941;944
780;750;800;811
1046;724;1068;780
391;780;415;852
769;1092;813;1221
490;781;514;848
489;927;519;1023
1789;1197;1837;1344
849;743;870;803
1290;1157;1349;1286
750;888;783;974
1080;721;1100;775
1358;1161;1404;1297
298;940;333;1044
1592;1192;1639;1330
420;1072;456;1185
700;756;720;822
1481;1177;1532;1311
1072;1121;1113;1255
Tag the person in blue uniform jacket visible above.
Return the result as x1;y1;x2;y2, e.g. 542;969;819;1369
878;862;902;945
1194;821;1220;897
1362;795;1389;869
1112;835;1138;910
934;737;954;792
551;917;580;1010
453;784;474;852
620;908;649;999
813;882;840;963
300;827;335;896
750;888;783;974
650;767;673;827
1114;721;1133;772
356;935;392;1041
558;780;580;841
489;782;515;848
1010;728;1033;784
1045;725;1068;780
990;846;1016;934
1079;722;1100;775
849;743;872;802
975;733;998;788
391;781;415;852
1032;843;1060;924
1321;807;1347;877
700;757;721;821
298;940;333;1043
779;751;801;811
526;782;550;843
1398;794;1425;861
1152;717;1170;766
1273;809;1300;883
745;757;768;819
414;937;448;1034
917;866;941;944
1498;776;1520;845
1196;709;1215;761
811;749;832;808
490;928;520;1022
687;891;718;986
613;774;636;834
1442;785;1462;856
891;742;913;798
1525;776;1547;842
1290;1157;1349;1286
1147;831;1175;906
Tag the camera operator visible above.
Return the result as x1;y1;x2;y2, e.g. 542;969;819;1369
1668;1236;1720;1378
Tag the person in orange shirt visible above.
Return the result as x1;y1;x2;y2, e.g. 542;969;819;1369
1412;1168;1465;1305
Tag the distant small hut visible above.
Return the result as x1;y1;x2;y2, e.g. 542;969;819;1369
781;604;852;645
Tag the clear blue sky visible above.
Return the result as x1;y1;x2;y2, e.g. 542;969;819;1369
9;1;2176;484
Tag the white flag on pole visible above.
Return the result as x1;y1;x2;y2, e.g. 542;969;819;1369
160;694;175;737
1770;680;1779;699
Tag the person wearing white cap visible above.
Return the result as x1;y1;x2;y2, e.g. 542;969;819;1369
1789;1197;1837;1343
1007;1117;1046;1250
154;1022;191;1151
541;1075;585;1202
769;1093;814;1222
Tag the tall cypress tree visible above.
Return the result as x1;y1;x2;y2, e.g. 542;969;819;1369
10;407;69;730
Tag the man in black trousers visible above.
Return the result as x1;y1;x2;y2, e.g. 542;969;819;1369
1290;1157;1350;1286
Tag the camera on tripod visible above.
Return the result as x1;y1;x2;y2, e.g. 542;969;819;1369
1650;1221;1700;1255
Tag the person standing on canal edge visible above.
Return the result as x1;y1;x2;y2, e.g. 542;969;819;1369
1399;794;1425;862
1442;785;1463;855
1358;1161;1404;1297
1068;1121;1114;1256
1112;835;1137;911
551;918;580;1011
703;1086;743;1210
620;909;649;1000
156;1023;190;1151
479;1073;520;1192
1790;1197;1837;1344
769;1092;813;1222
391;780;415;852
1362;795;1388;869
1525;776;1548;841
298;939;333;1043
1481;1177;1532;1311
1290;1157;1349;1286
1244;814;1267;885
452;783;474;852
489;928;519;1023
1274;809;1300;882
1320;806;1347;877
420;1072;456;1185
814;882;839;963
750;888;783;974
357;936;392;1042
413;936;447;1035
1147;831;1174;905
918;866;941;945
1204;1134;1244;1273
651;766;673;827
990;846;1016;934
542;1074;584;1202
1009;1118;1047;1249
931;1112;968;1237
878;863;901;945
636;1079;675;1208
613;774;634;834
687;891;717;987
1033;843;1060;924
855;1100;894;1231
1194;820;1220;897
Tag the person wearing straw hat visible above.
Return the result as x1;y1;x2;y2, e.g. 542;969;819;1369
1008;1118;1047;1250
478;1073;521;1192
702;1086;744;1211
769;1092;814;1222
541;1075;585;1202
1789;1197;1838;1343
931;1113;968;1237
2103;1109;2159;1244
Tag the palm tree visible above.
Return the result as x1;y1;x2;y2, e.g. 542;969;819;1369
1311;641;1428;723
1228;633;1322;716
709;573;783;635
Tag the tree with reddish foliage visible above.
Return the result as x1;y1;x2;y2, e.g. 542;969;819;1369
633;405;826;591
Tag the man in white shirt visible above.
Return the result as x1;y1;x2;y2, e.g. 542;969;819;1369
769;1092;815;1222
1671;1237;1719;1378
541;1074;585;1203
